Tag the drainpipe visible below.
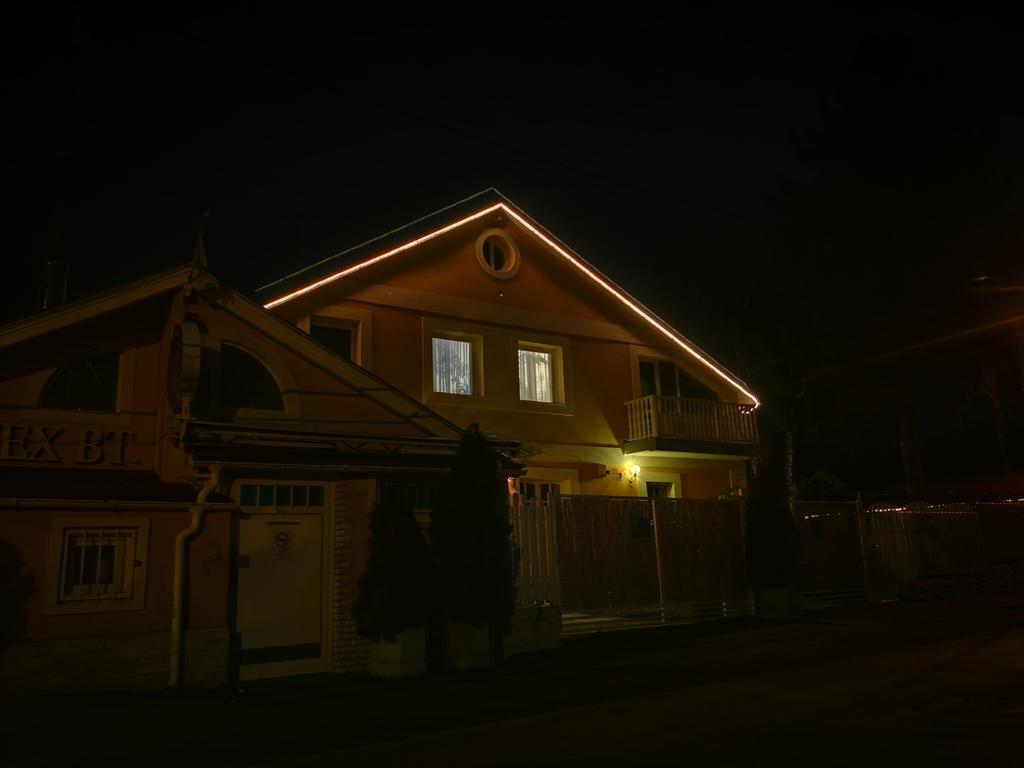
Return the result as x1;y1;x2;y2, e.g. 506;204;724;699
169;465;222;689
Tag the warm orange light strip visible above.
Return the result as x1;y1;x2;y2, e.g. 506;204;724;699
264;202;759;405
499;206;760;406
263;204;504;309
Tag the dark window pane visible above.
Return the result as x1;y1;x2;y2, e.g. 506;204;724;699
676;368;718;400
647;482;672;499
293;485;308;507
81;541;98;585
64;538;84;594
98;544;115;584
308;486;324;507
276;485;292;507
657;361;678;398
221;345;283;411
310;324;353;361
259;485;275;507
240;484;257;506
638;361;657;397
41;351;120;412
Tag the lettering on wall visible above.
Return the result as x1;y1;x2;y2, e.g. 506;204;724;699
0;424;140;466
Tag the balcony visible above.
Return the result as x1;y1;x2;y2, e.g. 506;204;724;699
623;395;758;456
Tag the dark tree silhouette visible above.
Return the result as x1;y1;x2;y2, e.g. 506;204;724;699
431;424;516;634
352;500;436;642
0;540;34;658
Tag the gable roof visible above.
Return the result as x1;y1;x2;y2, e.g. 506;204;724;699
0;265;464;440
256;189;760;405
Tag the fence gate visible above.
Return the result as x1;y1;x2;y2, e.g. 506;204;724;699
510;490;561;607
553;495;752;622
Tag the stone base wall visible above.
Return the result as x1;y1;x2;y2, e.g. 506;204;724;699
504;606;561;658
0;627;230;696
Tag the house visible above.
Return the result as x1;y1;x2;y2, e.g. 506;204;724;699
0;264;518;693
257;189;759;503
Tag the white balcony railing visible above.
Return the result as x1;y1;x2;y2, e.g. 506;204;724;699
626;395;758;444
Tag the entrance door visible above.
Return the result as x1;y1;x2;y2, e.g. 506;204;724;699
237;513;324;680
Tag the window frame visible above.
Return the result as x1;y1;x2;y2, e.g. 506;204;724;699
219;342;286;414
475;228;521;280
516;340;565;405
299;307;374;368
633;350;720;402
424;330;485;403
45;516;149;615
308;318;357;363
236;481;329;510
37;349;136;420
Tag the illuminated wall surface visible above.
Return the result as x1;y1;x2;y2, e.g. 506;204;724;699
264;197;757;499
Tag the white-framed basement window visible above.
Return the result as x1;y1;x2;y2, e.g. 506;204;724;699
47;517;149;614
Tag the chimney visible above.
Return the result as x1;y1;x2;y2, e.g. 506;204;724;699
39;256;69;311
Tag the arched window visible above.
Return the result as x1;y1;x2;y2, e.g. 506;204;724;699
40;351;120;412
221;344;284;411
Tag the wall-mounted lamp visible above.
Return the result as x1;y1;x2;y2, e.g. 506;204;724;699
618;463;642;487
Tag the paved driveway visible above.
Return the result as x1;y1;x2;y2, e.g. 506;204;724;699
4;593;1022;767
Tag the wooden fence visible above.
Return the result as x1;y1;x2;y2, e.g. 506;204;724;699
512;494;1024;627
797;499;1024;604
512;492;752;620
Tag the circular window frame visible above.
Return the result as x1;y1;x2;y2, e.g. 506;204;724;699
475;229;521;280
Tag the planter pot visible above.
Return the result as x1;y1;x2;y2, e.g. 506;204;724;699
369;627;426;678
755;584;805;621
504;606;561;658
442;622;494;671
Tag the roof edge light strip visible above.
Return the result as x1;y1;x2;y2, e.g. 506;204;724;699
263;204;504;309
498;206;759;406
264;202;759;406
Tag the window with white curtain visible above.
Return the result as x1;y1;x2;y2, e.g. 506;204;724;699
518;347;553;402
432;337;474;395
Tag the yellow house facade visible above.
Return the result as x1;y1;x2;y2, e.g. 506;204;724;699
258;190;759;503
0;265;510;692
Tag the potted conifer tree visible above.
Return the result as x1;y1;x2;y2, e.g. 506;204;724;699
352;499;436;677
745;449;804;621
431;424;516;671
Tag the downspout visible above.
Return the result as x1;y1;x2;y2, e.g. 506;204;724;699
169;465;222;689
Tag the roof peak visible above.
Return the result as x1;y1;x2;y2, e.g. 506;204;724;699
256;188;515;296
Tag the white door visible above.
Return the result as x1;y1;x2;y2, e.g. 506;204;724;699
237;513;324;680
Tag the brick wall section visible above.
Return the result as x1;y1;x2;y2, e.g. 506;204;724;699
330;480;368;673
0;627;230;695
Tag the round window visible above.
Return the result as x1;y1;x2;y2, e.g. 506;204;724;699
475;229;521;279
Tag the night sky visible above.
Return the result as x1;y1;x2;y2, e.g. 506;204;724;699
6;8;1024;490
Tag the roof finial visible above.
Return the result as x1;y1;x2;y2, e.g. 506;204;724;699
191;211;209;272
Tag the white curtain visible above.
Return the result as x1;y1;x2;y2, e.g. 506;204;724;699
432;337;473;395
518;348;552;402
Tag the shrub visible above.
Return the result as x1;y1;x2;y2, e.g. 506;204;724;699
431;424;516;633
352;500;436;642
0;539;34;658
